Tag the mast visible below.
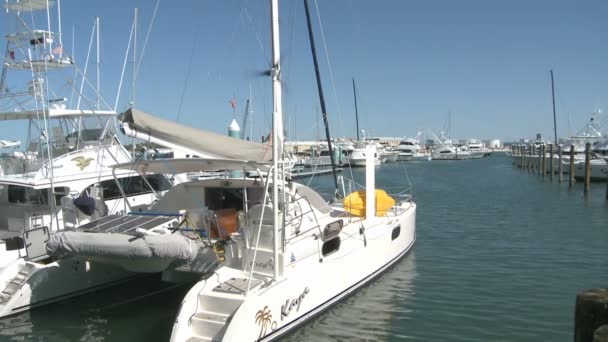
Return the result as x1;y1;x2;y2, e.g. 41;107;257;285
132;8;138;107
249;83;254;141
303;0;340;197
96;17;100;109
550;70;558;145
448;110;451;144
57;0;63;58
270;0;282;280
352;78;360;142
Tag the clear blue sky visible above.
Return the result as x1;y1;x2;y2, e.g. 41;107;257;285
2;0;607;143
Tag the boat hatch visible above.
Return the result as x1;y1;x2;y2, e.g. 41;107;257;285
213;277;262;295
322;220;343;241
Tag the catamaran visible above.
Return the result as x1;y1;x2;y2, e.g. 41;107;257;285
166;1;416;340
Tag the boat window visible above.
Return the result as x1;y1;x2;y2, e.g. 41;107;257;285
91;174;172;200
205;187;244;211
8;185;48;205
392;225;401;240
0;185;7;205
144;174;172;192
322;237;340;256
53;186;70;204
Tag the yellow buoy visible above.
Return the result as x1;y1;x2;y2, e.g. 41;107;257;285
342;189;395;217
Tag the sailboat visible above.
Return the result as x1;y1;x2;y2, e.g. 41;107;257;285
169;1;416;340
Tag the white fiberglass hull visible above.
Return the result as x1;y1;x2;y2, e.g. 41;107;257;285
432;152;471;160
573;160;608;181
0;257;136;318
397;153;414;161
349;157;380;167
171;203;416;341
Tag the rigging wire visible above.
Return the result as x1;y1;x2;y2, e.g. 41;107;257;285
114;17;134;112
313;0;344;138
175;21;202;122
135;0;161;80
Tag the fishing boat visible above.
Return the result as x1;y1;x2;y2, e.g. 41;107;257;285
349;144;380;166
466;139;491;159
396;137;423;161
0;0;182;316
169;1;416;340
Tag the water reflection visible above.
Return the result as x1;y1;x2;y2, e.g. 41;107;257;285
285;252;417;341
0;274;189;341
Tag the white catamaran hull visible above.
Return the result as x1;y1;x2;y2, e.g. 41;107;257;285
171;204;416;341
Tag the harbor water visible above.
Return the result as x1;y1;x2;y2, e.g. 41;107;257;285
1;153;607;341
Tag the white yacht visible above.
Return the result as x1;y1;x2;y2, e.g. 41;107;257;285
467;139;490;159
0;0;178;316
548;112;603;172
431;143;471;160
380;145;399;163
349;144;380;167
396;137;422;161
593;140;608;161
168;2;416;340
573;158;608;181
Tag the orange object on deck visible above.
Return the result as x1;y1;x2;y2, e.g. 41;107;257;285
210;208;238;238
342;189;395;217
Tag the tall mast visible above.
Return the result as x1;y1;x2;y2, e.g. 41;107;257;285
132;8;138;107
57;0;63;58
352;78;360;142
448;110;451;143
550;69;558;145
304;0;339;197
270;0;282;280
96;17;100;109
249;83;254;141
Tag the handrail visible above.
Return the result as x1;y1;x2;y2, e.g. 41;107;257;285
246;164;274;294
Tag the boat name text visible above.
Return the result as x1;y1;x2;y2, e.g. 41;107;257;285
281;287;310;320
249;258;274;271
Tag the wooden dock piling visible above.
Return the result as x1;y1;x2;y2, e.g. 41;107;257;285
574;288;608;342
549;143;554;181
527;146;533;173
520;145;525;169
558;145;563;183
584;142;591;195
541;144;546;178
569;145;575;188
537;146;541;175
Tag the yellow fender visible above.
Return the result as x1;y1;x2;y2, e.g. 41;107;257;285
342;189;395;217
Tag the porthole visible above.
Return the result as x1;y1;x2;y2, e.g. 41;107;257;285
322;237;340;256
391;225;401;240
